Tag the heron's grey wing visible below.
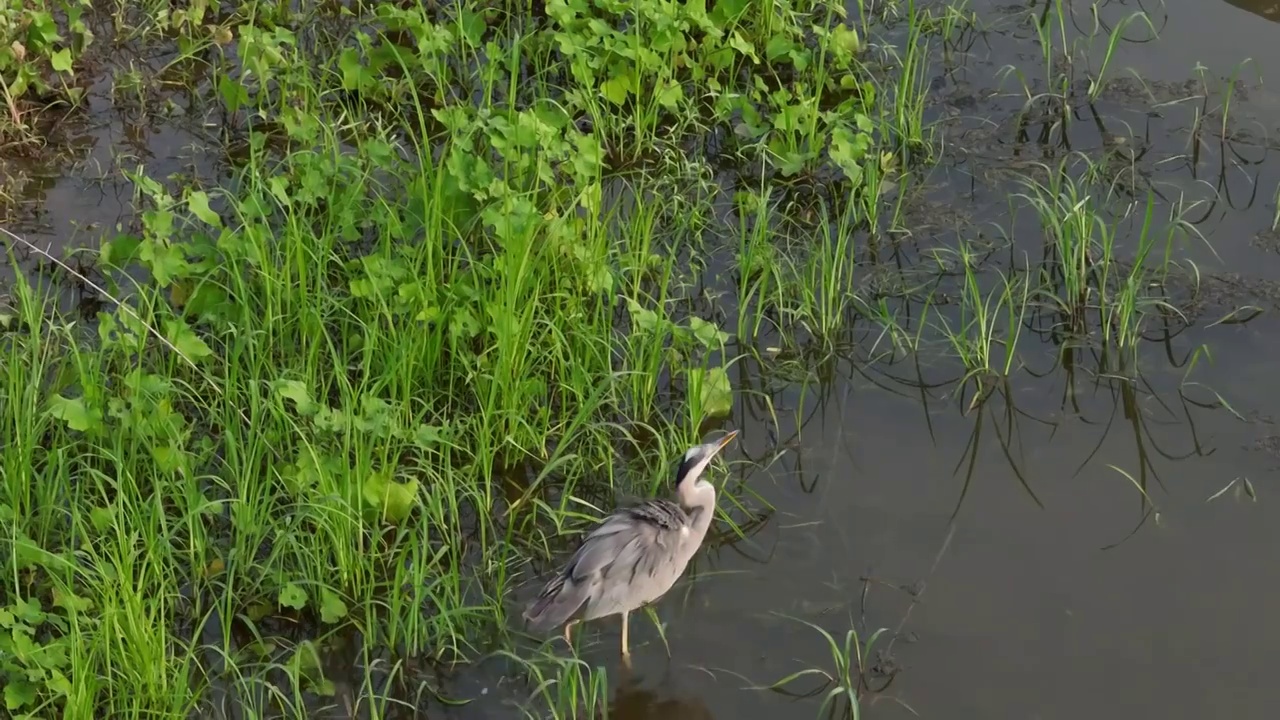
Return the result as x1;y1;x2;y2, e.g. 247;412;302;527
522;508;646;629
607;500;688;586
523;500;687;630
567;500;683;583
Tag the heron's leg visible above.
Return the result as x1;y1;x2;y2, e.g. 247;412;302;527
620;611;631;662
563;620;577;646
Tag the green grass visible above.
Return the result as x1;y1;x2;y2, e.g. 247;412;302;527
1017;154;1206;373
761;615;892;720
0;0;943;716
0;0;1248;716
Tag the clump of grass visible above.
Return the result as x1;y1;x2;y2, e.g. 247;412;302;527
499;650;610;720
894;147;1213;415
1016;155;1200;371
762;615;893;719
929;242;1032;412
994;0;1158;136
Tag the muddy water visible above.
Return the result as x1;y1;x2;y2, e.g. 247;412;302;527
0;28;220;305
530;2;1280;718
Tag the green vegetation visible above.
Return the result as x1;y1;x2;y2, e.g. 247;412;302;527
765;617;891;719
1;0;91;141
0;0;1263;717
0;0;941;716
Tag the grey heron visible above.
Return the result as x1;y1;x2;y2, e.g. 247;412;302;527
523;430;739;662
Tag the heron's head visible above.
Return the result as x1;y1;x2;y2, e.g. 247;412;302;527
674;430;739;489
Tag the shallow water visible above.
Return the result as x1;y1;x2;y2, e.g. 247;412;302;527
9;0;1280;718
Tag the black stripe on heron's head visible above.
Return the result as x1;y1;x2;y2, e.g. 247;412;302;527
673;448;700;487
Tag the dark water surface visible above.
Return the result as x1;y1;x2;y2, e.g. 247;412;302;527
9;0;1280;718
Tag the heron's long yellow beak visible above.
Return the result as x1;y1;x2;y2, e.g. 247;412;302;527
715;429;739;451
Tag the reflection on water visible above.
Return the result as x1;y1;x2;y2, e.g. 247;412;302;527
611;667;715;720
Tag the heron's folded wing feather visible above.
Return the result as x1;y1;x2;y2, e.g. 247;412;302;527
564;500;685;583
621;499;687;531
523;516;630;626
563;511;638;582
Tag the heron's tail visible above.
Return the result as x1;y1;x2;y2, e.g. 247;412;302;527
523;572;589;632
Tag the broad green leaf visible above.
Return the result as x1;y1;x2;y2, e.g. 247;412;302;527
50;48;73;72
47;668;72;695
600;75;629;105
830;123;873;183
138;237;190;285
29;11;61;43
766;34;794;61
313;677;337;696
4;681;36;710
572;134;603;180
151;441;190;475
89;506;116;532
655;80;684;109
710;0;751;26
53;588;93;613
164;318;213;361
278;583;308;611
218;75;249;113
689;317;730;349
362;470;420;524
291;638;323;674
319;589;348;624
832;24;862;56
337;47;369;91
9;72;28;99
627;299;663;333
412;424;445;447
290;639;336;695
13;597;44;624
99;233;142;267
456;7;487;46
272;379;319;415
690;366;734;418
187;191;222;227
48;395;100;433
728;32;759;63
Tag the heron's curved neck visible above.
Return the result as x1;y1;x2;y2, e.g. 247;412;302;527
678;479;717;534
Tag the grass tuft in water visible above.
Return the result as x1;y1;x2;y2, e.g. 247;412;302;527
761;615;893;720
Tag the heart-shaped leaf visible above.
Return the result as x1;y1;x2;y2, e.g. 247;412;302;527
278;583;308;611
48;395;101;433
319;589;348;624
362;470;420;524
689;366;734;418
4;681;36;710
